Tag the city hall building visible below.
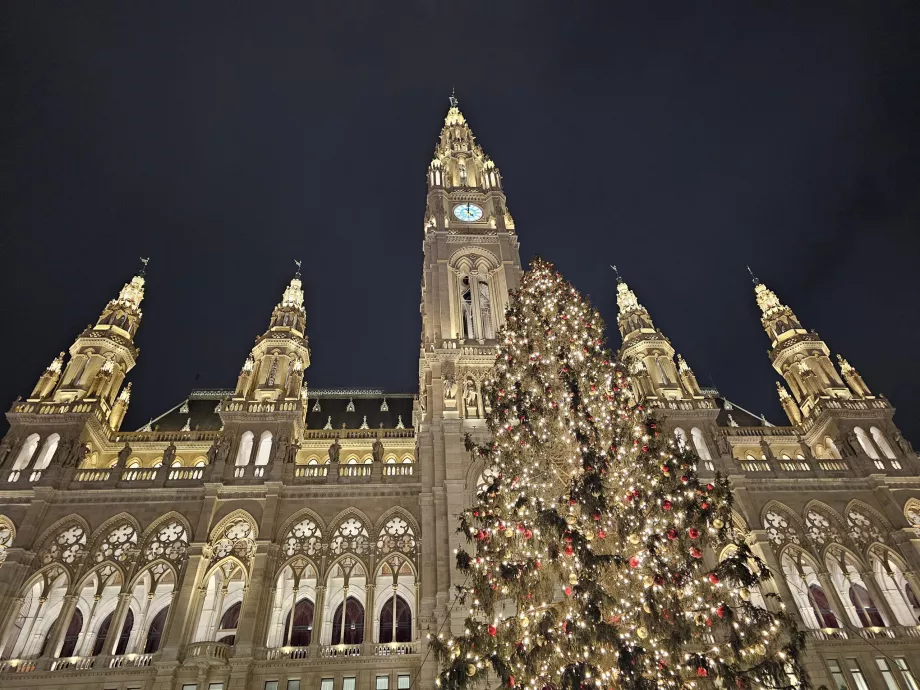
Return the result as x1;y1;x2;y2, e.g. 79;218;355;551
0;99;919;690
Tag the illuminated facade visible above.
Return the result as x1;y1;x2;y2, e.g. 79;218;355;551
0;99;918;690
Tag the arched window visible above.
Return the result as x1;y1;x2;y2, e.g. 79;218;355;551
854;427;879;460
57;608;84;658
379;595;411;643
254;431;273;466
33;434;60;470
11;434;40;471
478;279;494;339
460;276;475;339
823;436;840;459
870;428;896;460
673;428;688;451
691;428;712;460
144;606;169;653
655;358;670;385
114;609;134;656
217;601;241;645
849;583;885;627
907;584;920;619
331;597;364;645
808;584;839;628
127;459;141;469
283;599;314;646
235;432;254;466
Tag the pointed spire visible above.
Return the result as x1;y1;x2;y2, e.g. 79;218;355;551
747;265;759;285
281;265;305;310
610;264;623;284
139;256;150;277
449;87;458;108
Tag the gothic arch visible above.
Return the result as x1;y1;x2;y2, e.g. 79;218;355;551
825;541;869;574
19;562;70;596
88;512;141;553
760;500;805;552
844;499;892;548
275;508;327;544
139;511;192;544
129;558;179;591
32;514;91;575
75;560;126;593
327;507;373;537
447;246;501;273
202;554;251;588
904;497;920;533
730;509;750;535
325;554;369;585
0;514;16;563
802;500;849;554
374;506;421;539
209;508;260;542
375;551;418;580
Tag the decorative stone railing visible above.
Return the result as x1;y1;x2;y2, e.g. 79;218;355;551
121;468;157;482
49;657;95;671
115;430;220;444
267;642;420;660
108;652;154;667
318;644;363;658
183;641;233;663
806;625;920;642
303;429;414;440
383;464;414;476
373;641;419;655
339;465;372;478
266;646;311;660
74;469;111;482
169;467;204;481
295;466;329;478
0;659;37;673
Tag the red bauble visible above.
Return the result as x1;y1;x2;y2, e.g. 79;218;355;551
709;573;720;585
524;529;533;539
691;547;703;559
701;502;709;510
629;556;640;568
564;586;572;596
593;512;601;521
654;575;665;586
681;475;689;483
706;483;714;491
697;668;708;677
565;545;574;556
663;501;672;511
488;625;498;636
597;529;607;539
666;528;678;540
509;676;515;688
688;528;700;539
535;560;542;569
717;605;727;618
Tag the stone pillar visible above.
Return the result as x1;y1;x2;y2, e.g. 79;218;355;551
0;596;26;657
131;591;155;654
230;548;269;658
747;532;805;622
311;584;326;647
0;549;34;643
41;593;78;662
363;583;376;646
859;570;898;627
817;572;856;628
158;550;207;661
98;591;133;660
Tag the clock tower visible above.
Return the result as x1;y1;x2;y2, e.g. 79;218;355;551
415;95;523;664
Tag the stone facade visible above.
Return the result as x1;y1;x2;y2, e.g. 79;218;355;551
0;99;919;690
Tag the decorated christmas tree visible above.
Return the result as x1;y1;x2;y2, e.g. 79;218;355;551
431;259;807;690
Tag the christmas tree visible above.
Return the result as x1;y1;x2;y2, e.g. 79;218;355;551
431;259;807;690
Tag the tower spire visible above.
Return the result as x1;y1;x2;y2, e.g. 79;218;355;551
449;86;458;108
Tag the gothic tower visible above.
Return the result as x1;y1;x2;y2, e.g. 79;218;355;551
415;95;523;663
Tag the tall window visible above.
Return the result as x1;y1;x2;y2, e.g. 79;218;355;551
379;595;411;643
854;427;879;460
808;584;839;628
218;602;241;645
283;599;314;646
331;597;364;645
11;434;40;471
849;583;885;627
877;659;901;690
235;432;254;466
870;427;896;459
895;658;920;690
691;428;712;460
254;431;273;466
33;434;60;470
145;606;169;653
58;609;84;657
846;659;871;690
460;277;475;339
478;280;494;339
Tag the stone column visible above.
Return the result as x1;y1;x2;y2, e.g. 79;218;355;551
747;532;805;622
859;570;898;627
311;584;326;647
98;591;133;660
131;591;155;654
817;572;856;628
229;547;269;658
40;593;78;662
363;583;376;646
158;550;207;661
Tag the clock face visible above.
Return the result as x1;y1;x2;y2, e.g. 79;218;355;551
453;203;483;222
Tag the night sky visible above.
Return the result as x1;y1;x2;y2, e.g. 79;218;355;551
3;3;919;440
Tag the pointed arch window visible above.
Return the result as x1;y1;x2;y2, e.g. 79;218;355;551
854;427;880;459
460;276;475;339
331;597;364;645
849;583;885;627
283;599;314;646
254;431;273;466
379;595;411;643
870;427;896;460
144;606;169;653
12;434;40;471
235;432;254;466
55;608;84;658
673;428;688;451
33;434;60;470
478;279;494;339
691;427;711;460
218;601;241;644
808;584;839;628
92;609;134;656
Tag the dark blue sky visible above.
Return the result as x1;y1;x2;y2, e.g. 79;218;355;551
3;2;919;439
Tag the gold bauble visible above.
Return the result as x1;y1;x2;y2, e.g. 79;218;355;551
505;528;515;538
712;518;725;529
467;664;477;677
739;587;751;601
451;646;461;659
695;613;706;625
628;533;641;545
643;575;654;587
568;572;578;584
519;615;530;628
565;513;578;525
643;603;651;613
584;529;595;541
636;626;648;639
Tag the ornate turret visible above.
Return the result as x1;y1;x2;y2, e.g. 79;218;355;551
33;261;147;416
232;263;310;404
749;270;852;415
613;267;698;401
837;354;872;397
109;382;132;431
424;92;513;233
776;381;802;426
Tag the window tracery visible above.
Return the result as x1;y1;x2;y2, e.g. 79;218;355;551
39;522;87;567
330;517;369;556
283;517;322;557
211;518;256;563
0;516;14;564
764;509;800;547
847;506;886;547
377;516;417;556
93;522;138;564
143;518;189;564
